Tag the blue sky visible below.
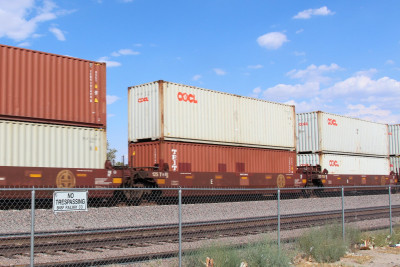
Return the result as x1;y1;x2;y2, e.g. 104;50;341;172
1;0;399;161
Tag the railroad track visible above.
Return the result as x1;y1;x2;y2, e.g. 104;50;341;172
1;205;399;266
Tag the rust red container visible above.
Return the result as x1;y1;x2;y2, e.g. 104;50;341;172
129;141;296;174
0;44;106;128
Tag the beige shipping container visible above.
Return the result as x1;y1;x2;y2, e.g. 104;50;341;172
128;81;296;150
297;111;389;156
389;125;400;156
0;120;106;168
297;153;390;175
390;156;400;174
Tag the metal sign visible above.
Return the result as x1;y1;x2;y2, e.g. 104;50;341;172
53;191;88;213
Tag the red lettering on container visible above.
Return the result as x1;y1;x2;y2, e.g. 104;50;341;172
329;160;339;167
138;97;149;103
328;118;338;126
298;122;309;126
177;92;197;103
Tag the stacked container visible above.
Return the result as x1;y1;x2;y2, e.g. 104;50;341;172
0;44;107;169
297;111;390;175
128;80;296;174
388;125;400;174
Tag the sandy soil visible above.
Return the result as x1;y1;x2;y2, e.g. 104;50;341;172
295;246;400;267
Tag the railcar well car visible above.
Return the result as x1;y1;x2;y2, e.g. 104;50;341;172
0;45;398;203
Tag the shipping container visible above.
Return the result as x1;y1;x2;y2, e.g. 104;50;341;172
297;111;389;156
297;153;390;175
389;125;400;156
0;120;106;168
390;156;400;174
128;81;296;150
0;44;106;128
129;141;296;174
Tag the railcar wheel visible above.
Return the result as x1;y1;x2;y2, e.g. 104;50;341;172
301;188;314;198
123;182;145;206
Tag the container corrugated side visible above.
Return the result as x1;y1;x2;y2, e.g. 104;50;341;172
389;125;400;156
297;153;390;175
129;141;296;173
128;81;296;150
296;112;319;152
0;44;106;128
0;120;106;168
297;111;389;156
390;156;400;174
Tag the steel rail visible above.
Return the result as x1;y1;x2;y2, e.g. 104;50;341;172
0;205;399;264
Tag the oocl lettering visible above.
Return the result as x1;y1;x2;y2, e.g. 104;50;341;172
177;92;197;103
328;118;338;126
329;160;339;167
138;97;149;103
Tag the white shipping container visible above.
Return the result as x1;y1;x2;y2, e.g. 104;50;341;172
390;156;400;174
297;111;389;156
0;120;106;168
297;153;390;175
128;81;296;150
389;125;400;156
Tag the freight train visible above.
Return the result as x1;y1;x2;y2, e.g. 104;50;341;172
0;44;398;202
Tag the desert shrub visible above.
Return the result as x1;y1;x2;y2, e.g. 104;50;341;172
183;242;241;267
297;224;361;263
243;239;291;267
184;239;291;267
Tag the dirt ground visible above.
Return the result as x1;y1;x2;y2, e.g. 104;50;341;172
295;246;400;267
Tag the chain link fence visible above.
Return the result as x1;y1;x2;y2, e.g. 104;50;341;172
0;185;399;266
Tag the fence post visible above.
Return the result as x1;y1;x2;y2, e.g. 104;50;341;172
30;188;36;267
341;187;345;242
389;186;393;236
277;188;281;250
178;189;182;267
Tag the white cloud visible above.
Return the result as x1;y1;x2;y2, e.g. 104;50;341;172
119;48;140;55
324;76;400;97
18;41;30;47
250;86;262;98
293;51;306;56
293;6;335;19
49;26;65;41
111;48;140;57
345;104;399;124
106;95;120;105
262;82;320;102
248;64;263;69
192;74;202;81
386;59;395;65
256;64;400;123
354;68;377;77
97;56;122;67
296;29;304;34
284;99;322;113
213;68;226;76
257;32;288;50
287;63;341;83
0;0;61;41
